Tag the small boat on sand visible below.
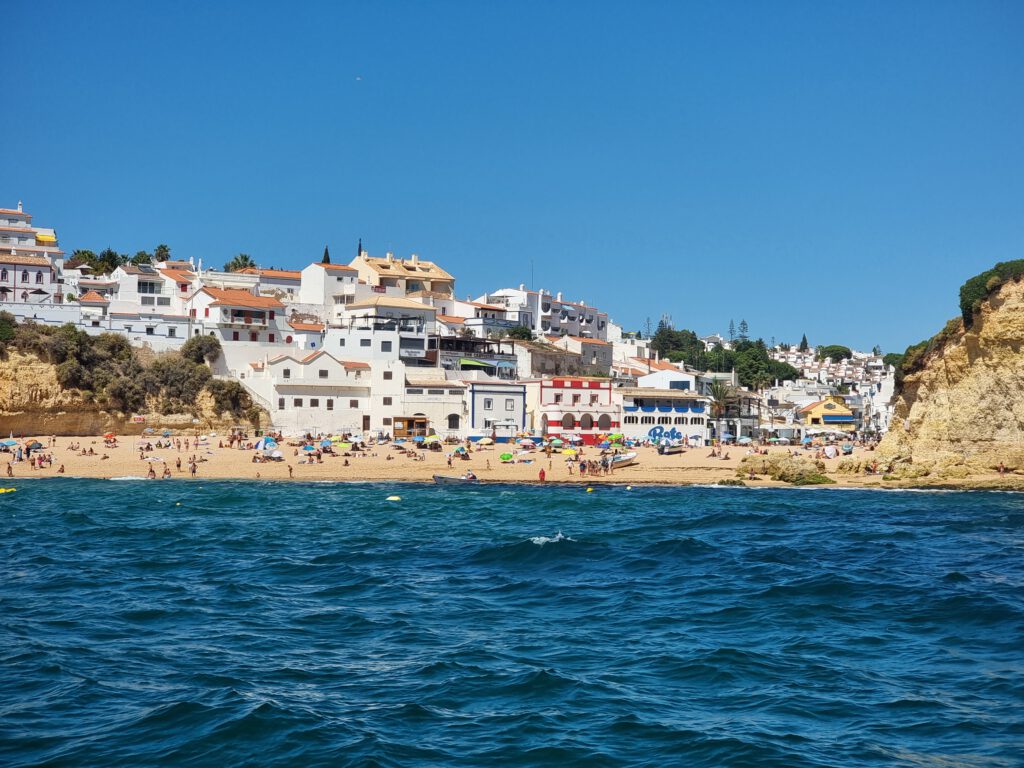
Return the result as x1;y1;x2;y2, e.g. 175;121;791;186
610;452;638;469
657;442;685;455
433;473;479;484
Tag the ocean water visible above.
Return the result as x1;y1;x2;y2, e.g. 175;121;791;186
1;481;1022;767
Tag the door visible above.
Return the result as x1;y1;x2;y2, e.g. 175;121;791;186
362;415;370;432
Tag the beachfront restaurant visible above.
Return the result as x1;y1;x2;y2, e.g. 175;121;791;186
617;388;710;445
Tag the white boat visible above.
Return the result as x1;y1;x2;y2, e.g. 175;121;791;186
657;442;685;455
610;451;638;469
432;473;479;484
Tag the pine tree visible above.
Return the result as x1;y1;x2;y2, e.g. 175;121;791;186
728;319;736;341
798;334;809;352
322;245;331;264
738;319;749;341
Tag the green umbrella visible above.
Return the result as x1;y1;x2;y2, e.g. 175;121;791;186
549;438;564;447
499;452;514;461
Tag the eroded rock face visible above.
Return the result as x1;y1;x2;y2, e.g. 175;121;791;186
0;351;255;436
879;278;1024;472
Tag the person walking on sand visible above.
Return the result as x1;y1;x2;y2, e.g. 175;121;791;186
189;461;197;478
998;461;1006;476
288;465;294;479
538;468;546;482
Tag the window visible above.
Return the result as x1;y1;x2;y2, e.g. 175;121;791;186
506;398;515;411
360;338;371;347
572;394;581;405
326;399;333;410
141;297;155;305
553;393;562;404
278;398;285;409
250;332;258;342
349;399;358;408
381;341;392;352
382;397;392;406
269;311;275;320
449;389;462;395
310;398;319;408
406;388;423;395
447;414;460;429
268;333;275;343
338;338;345;346
383;417;392;426
674;416;686;424
0;270;6;281
180;283;188;292
157;297;170;306
483;398;493;410
427;389;444;395
561;413;575;429
641;416;655;424
624;415;638;424
232;331;239;341
383;371;393;380
35;272;43;284
146;327;155;336
168;328;176;338
658;416;672;424
125;325;133;333
590;394;599;405
294;398;303;408
21;271;28;282
319;369;328;379
580;414;594;430
204;308;210;317
283;369;291;379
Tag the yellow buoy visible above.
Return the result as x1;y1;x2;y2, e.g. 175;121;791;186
0;488;15;493
586;487;594;493
386;495;401;501
626;486;633;491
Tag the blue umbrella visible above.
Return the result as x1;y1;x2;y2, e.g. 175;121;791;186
1;439;17;447
689;434;702;440
302;445;316;452
320;439;332;448
394;438;406;443
722;432;735;439
599;441;611;448
801;437;812;444
413;436;425;442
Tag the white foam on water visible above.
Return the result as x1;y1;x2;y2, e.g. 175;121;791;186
530;531;574;546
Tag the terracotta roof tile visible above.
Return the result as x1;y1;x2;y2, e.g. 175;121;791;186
202;287;283;309
79;290;109;304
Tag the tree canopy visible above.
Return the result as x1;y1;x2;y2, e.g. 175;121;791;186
223;253;256;272
817;344;853;361
506;326;534;340
650;325;799;389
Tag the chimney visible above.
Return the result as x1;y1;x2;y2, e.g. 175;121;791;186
519;283;525;291
386;252;394;263
17;201;23;212
556;291;563;301
410;253;419;265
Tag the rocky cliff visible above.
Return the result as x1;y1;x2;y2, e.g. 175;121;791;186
0;350;249;436
879;276;1024;473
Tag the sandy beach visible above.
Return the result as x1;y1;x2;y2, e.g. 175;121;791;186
5;435;1022;491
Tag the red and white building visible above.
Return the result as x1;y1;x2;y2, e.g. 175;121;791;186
0;202;64;304
524;376;618;444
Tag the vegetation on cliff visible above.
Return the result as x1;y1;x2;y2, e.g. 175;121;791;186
0;313;258;422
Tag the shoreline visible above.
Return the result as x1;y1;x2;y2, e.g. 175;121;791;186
4;437;1021;492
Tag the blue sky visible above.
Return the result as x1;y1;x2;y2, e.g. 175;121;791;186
5;1;1022;352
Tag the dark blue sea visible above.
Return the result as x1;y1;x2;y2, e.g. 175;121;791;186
1;481;1022;767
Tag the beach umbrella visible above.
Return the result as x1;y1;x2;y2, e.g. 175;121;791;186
162;430;171;437
801;437;812;444
519;438;534;446
413;436;425;443
599;441;611;448
320;439;332;448
302;445;316;452
1;439;18;447
562;448;577;456
737;436;753;445
103;432;116;439
27;441;42;450
608;433;624;442
549;438;564;447
394;437;406;443
499;452;513;461
425;435;441;443
348;435;364;443
338;443;352;451
271;450;283;459
478;437;494;445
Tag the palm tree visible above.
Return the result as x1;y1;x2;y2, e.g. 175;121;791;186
223;253;256;272
708;379;736;443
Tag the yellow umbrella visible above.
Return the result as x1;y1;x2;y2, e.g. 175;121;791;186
562;448;577;456
424;435;441;443
478;437;494;445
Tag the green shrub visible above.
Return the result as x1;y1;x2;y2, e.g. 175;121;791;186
207;378;252;416
180;334;222;365
789;473;836;486
958;259;1024;326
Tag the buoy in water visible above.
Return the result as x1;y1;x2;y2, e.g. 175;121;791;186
0;488;15;493
386;495;401;501
586;487;594;493
626;486;633;491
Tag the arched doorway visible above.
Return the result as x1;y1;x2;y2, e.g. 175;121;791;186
561;413;575;430
597;414;611;431
579;414;594;430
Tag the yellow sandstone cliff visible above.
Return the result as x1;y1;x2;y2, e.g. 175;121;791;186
0;350;250;436
879;277;1024;473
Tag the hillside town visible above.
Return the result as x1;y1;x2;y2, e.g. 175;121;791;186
1;202;896;443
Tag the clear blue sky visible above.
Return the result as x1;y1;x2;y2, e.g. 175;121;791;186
5;1;1022;352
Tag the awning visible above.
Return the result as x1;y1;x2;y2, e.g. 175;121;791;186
458;358;491;368
493;360;517;368
35;233;57;243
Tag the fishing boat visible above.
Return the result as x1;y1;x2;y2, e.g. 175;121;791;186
610;451;638;469
657;442;685;456
432;473;479;484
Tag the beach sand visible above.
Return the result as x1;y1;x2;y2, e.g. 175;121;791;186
5;435;1022;490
